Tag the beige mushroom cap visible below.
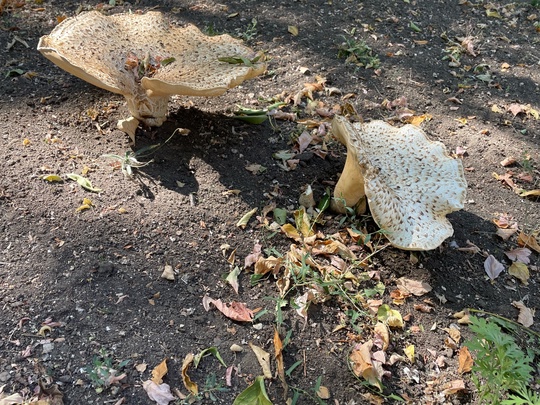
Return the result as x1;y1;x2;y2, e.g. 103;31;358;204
332;116;467;251
37;11;266;138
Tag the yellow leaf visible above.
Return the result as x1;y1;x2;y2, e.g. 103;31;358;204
317;386;330;399
82;198;93;206
281;223;302;241
406;113;432;126
81;166;91;175
455;117;468;125
254;256;284;275
249;343;272;379
181;353;198;394
404;345;415;363
458;346;473;374
491;104;504;113
526;107;539;120
42;174;63;182
75;204;92;212
118;207;128;214
23;138;31;146
288;25;299;36
37;325;52;337
151;359;168;384
236;208;257;229
486;9;502;18
520;189;540;198
509;262;530;285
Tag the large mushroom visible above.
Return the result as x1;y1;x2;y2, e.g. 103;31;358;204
331;115;467;251
37;11;266;142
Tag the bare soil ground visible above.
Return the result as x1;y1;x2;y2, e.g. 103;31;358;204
1;0;539;404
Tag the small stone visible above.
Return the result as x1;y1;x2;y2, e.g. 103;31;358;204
0;371;11;382
161;265;175;281
230;344;243;352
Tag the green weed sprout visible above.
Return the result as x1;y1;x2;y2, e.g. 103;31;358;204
464;316;535;404
102;128;179;179
85;349;130;393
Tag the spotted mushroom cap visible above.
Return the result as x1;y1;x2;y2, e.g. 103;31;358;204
334;116;467;250
37;11;266;97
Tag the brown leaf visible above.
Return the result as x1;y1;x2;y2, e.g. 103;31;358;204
500;156;516;166
151;359;168;385
274;329;287;398
442;379;466;396
512;301;535;327
517;232;540;253
458;347;473;374
395;277;432;296
254;256;284;276
181;353;198;395
202;296;254;322
350;340;383;391
414;303;433;313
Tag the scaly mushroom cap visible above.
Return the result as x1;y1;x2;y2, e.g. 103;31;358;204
332;116;467;251
37;11;266;137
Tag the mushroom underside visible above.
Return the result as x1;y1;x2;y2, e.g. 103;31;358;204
37;11;266;141
332;117;467;251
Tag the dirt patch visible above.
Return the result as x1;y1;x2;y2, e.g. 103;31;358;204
1;0;539;404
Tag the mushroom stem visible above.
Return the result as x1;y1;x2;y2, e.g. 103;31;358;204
331;115;367;214
125;91;170;128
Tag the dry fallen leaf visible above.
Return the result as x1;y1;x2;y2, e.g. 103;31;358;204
249;343;272;379
404;345;415;363
458;346;473;374
180;353;198;395
484;255;504;280
151;359;168;385
142;380;176;405
202;296;254;322
373;322;390;351
442;379;466;396
396;277;432;296
517;232;540;253
508;262;530;285
512;301;535;327
505;247;532;264
350;340;383;391
274;329;287;398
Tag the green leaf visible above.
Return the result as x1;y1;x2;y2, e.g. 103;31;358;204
193;347;227;368
273;208;288;225
42;174;63;182
233;376;273;405
161;57;176;66
5;69;24;77
235;114;268;124
409;22;422;32
66;173;102;193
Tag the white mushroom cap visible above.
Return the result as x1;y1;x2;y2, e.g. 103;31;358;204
37;11;266;139
332;116;467;251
